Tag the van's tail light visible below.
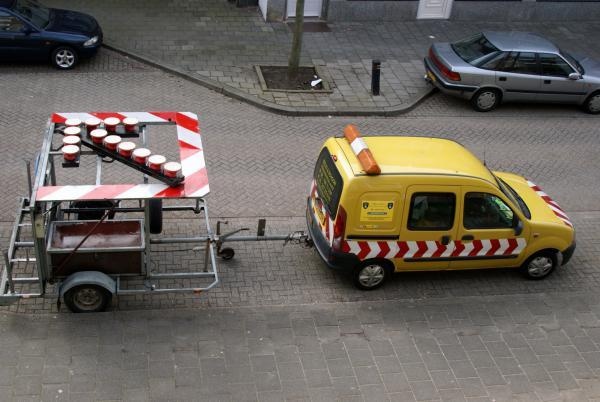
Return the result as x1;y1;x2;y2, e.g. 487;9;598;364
429;48;461;81
332;206;347;253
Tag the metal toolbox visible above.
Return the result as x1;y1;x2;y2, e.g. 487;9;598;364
46;220;145;277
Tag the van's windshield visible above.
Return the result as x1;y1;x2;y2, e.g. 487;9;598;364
494;175;531;219
314;148;343;218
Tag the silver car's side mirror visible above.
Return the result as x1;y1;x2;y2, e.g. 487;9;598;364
568;72;582;80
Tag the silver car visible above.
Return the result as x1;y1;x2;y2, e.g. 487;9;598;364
424;31;600;113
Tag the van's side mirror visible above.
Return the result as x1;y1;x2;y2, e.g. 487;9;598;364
568;72;582;80
514;219;523;236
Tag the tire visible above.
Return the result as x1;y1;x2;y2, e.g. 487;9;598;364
149;199;163;234
353;260;393;290
521;251;557;280
219;247;235;260
64;284;112;313
582;92;600;114
51;46;78;70
471;88;501;112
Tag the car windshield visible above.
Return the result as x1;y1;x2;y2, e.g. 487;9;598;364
493;174;531;219
13;0;50;29
561;50;584;74
451;33;500;65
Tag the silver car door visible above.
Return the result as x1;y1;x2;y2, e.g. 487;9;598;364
495;52;543;102
537;53;586;103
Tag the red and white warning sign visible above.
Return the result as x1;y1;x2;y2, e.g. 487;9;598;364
34;111;209;201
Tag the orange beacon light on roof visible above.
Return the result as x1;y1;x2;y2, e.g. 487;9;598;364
343;124;381;175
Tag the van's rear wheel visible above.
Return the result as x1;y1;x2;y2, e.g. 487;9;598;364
353;260;392;290
521;251;557;280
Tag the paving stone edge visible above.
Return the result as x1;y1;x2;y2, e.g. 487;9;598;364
103;43;436;117
1;289;596;317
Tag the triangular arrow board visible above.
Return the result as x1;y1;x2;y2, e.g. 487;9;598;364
35;112;210;202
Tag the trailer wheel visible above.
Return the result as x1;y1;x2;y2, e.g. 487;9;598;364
219;247;235;260
64;284;112;313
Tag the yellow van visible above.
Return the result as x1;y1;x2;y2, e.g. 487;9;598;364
306;125;576;290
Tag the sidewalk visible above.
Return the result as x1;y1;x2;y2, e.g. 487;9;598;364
3;292;600;401
46;0;600;115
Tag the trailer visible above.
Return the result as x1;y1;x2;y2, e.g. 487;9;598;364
1;111;220;312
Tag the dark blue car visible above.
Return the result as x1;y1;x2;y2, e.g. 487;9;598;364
0;0;102;69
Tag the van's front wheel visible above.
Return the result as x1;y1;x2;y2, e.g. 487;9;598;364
353;260;392;290
521;251;557;280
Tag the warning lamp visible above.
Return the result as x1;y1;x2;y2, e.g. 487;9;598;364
132;148;151;164
343;124;381;175
103;117;120;132
62;145;80;161
85;117;101;132
117;141;136;158
63;126;81;137
90;129;107;144
64;118;81;127
103;135;122;151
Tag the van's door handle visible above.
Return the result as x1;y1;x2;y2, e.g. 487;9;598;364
441;235;450;245
544;80;551;84
461;235;474;241
498;77;507;81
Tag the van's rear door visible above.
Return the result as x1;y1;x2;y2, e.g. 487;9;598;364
309;147;344;243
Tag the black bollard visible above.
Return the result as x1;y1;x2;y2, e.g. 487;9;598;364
371;60;381;96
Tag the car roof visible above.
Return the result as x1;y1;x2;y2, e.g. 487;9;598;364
483;31;559;54
335;136;497;183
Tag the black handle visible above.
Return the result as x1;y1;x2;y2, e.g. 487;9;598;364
544;80;551;84
461;235;474;241
441;235;450;245
499;77;507;81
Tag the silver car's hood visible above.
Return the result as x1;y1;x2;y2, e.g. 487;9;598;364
579;56;600;81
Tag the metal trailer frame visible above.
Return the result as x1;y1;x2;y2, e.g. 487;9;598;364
0;111;219;311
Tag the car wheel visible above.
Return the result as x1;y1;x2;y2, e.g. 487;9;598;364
471;88;501;112
63;284;112;313
583;92;600;114
521;251;557;280
353;260;392;290
52;46;78;70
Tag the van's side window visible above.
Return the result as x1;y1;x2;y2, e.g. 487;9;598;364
408;193;455;231
464;192;514;229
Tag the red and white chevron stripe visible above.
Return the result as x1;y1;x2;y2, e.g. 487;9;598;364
35;111;209;201
342;238;527;261
527;180;572;227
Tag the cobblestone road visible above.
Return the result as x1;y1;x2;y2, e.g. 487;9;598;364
1;50;600;401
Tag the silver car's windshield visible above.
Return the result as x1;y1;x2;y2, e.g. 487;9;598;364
13;0;50;29
561;50;584;74
451;33;499;65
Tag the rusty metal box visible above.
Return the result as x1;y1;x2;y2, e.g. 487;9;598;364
46;220;145;278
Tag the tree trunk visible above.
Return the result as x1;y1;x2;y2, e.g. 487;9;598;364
288;0;304;80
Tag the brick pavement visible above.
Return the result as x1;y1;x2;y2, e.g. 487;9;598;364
4;292;600;401
1;50;600;400
45;0;600;113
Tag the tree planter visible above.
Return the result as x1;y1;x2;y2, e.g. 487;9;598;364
255;65;333;93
